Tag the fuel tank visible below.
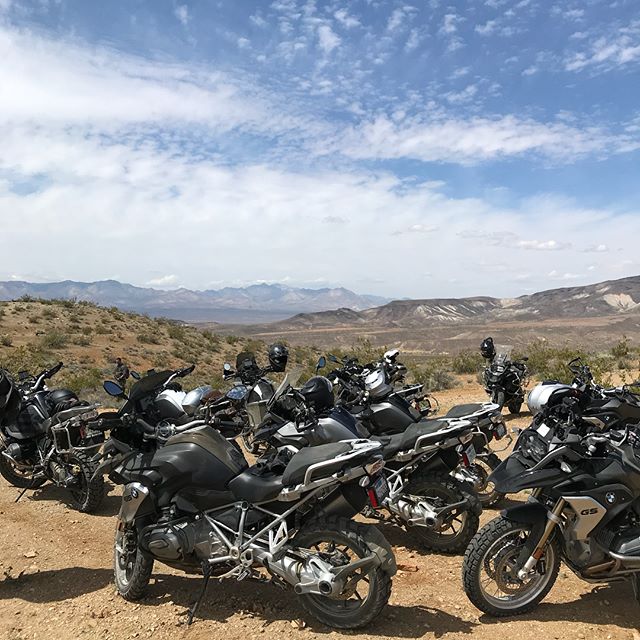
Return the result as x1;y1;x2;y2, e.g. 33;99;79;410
113;426;248;511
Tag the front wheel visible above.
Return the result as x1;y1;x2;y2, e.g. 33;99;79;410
507;400;522;415
114;525;154;601
462;515;560;616
293;516;393;629
492;391;506;409
406;474;480;554
0;443;46;489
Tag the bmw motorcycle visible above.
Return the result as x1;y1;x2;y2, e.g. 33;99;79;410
482;353;529;414
462;421;640;616
250;364;482;554
325;353;509;507
96;373;396;629
98;365;215;454
0;364;105;512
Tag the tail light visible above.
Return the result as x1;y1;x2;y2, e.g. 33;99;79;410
367;488;380;509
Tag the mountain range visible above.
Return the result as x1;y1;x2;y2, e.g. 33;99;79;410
252;275;640;330
0;280;388;323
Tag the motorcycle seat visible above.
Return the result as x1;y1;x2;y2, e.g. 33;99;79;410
445;404;486;418
281;442;353;487
228;467;283;503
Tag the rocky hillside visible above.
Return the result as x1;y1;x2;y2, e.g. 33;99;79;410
265;275;640;330
0;280;388;323
0;299;319;398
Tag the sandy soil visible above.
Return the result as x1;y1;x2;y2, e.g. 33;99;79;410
1;383;639;640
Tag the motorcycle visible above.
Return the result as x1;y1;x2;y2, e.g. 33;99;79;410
462;422;640;616
482;349;529;414
96;371;396;629
0;364;105;512
98;364;215;454
325;352;509;507
251;364;482;554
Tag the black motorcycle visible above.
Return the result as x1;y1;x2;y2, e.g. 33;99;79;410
250;365;482;554
325;353;509;507
95;381;396;629
0;364;105;512
480;338;529;414
462;409;640;615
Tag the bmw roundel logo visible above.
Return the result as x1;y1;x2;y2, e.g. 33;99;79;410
606;492;616;504
131;488;139;499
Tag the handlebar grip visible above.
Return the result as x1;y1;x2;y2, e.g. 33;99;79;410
136;418;157;435
179;364;196;377
46;362;64;378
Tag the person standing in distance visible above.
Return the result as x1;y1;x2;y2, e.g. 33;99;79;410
114;357;130;392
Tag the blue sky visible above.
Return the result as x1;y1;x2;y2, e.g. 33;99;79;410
0;0;639;299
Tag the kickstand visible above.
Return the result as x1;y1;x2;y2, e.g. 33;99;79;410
15;485;32;503
187;563;212;625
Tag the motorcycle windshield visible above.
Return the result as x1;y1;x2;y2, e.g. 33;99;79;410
270;366;304;405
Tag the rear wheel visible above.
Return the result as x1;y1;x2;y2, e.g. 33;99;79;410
406;473;480;554
462;515;560;616
66;452;104;513
0;443;46;489
114;525;154;600
293;517;393;629
470;453;505;508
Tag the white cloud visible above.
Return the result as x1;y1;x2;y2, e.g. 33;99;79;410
334;9;360;29
566;23;640;72
174;5;189;26
237;37;250;49
517;239;570;251
147;274;181;288
441;13;460;35
335;114;639;164
317;24;340;54
405;28;420;52
475;20;497;36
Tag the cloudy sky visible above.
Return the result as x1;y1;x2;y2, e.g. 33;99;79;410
0;0;639;299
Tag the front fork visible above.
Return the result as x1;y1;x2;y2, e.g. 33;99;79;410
517;496;564;580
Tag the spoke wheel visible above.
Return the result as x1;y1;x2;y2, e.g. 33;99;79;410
406;474;480;554
463;515;560;616
470;453;505;508
0;444;45;488
293;516;392;629
114;526;154;601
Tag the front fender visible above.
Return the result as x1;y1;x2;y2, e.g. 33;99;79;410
502;501;548;527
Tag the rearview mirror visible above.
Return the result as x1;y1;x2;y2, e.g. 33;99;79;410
223;363;232;371
316;356;326;371
521;357;529;362
130;370;141;380
18;370;29;381
103;380;125;397
328;354;339;363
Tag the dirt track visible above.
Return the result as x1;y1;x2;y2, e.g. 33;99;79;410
1;385;639;640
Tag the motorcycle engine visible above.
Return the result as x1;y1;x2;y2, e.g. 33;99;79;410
140;517;226;564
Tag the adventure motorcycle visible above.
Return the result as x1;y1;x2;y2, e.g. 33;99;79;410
0;364;105;512
462;421;640;616
251;364;482;553
96;373;396;629
480;337;529;414
325;353;509;507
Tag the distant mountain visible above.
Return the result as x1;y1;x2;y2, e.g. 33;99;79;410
0;280;388;323
264;276;640;330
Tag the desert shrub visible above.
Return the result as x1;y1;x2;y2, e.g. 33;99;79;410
41;308;56;320
40;330;68;349
225;334;240;345
168;324;187;342
1;335;13;347
61;367;104;394
414;357;457;392
81;326;93;336
611;336;631;360
95;325;111;335
452;350;484;375
71;335;92;347
27;314;41;324
19;294;35;302
136;332;160;345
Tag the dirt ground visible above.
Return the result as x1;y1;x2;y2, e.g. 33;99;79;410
1;382;639;640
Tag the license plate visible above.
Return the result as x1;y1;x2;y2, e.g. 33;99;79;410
495;423;507;439
464;444;477;465
536;423;550;437
372;476;389;503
